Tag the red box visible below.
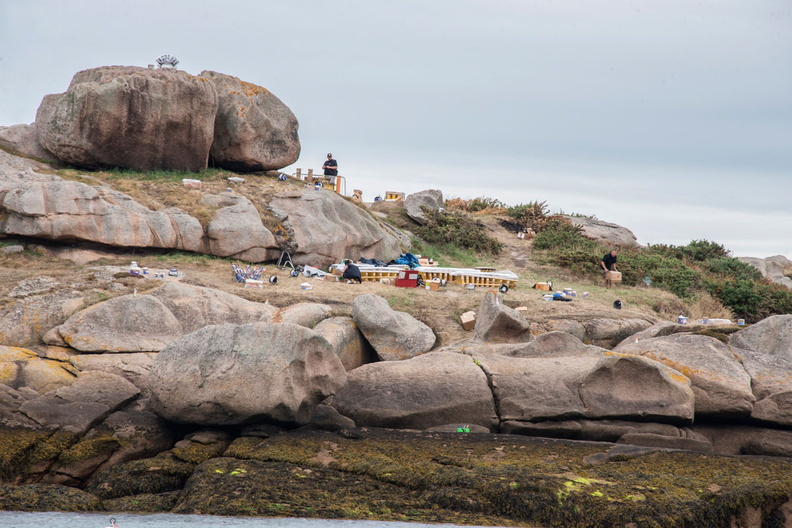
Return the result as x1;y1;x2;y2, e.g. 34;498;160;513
395;270;420;288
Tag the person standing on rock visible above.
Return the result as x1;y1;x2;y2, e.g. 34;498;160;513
322;153;338;177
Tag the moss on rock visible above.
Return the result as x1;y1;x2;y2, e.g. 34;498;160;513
0;483;101;511
84;453;197;500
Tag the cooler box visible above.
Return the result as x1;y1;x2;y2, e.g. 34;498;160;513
396;270;420;288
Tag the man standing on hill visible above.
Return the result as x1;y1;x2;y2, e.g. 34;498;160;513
322;153;338;177
601;250;618;272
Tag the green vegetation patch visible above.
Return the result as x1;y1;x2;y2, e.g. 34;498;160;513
220;430;792;527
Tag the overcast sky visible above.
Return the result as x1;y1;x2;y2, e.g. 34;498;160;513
1;1;790;258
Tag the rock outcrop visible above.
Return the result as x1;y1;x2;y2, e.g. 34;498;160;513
473;292;532;344
201;70;300;172
0;123;56;162
36;66;219;172
563;215;639;247
46;283;277;352
403;189;444;225
147;322;346;426
739;255;792;289
268;189;402;267
351;294;436;360
332;351;498;430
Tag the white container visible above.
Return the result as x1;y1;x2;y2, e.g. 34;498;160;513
677;316;688;324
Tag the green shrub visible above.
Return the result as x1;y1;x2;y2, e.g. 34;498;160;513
506;201;549;232
415;210;502;255
702;257;763;281
680;239;729;262
467;196;506;212
533;217;592;250
618;247;701;298
706;279;792;323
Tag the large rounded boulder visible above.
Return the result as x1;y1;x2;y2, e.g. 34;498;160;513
200;70;300;171
268;190;402;268
615;334;754;417
332;351;498;430
147;323;346;426
36;66;218;171
351;294;436;361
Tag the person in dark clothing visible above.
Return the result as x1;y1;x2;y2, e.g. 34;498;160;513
322;153;338;176
342;262;362;283
601;250;618;272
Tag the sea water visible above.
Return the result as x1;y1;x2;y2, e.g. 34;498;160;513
0;511;493;528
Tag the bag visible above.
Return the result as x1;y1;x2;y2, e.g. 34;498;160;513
613;300;622;310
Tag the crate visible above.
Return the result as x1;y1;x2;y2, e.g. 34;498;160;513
396;270;421;288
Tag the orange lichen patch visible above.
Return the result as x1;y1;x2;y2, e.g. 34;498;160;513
239;80;270;97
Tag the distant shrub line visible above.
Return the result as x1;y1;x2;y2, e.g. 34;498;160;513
438;196;792;323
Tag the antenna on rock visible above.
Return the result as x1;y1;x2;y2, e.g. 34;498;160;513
155;54;179;69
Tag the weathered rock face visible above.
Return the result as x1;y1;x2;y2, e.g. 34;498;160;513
313;316;376;371
48;283;277;353
510;331;607;358
36;66;218;172
351;294;436;361
268;190;402;268
0;179;205;250
147;323;346;426
738;255;792;290
731;315;792;425
19;370;141;435
332;351;498;430
273;303;333;328
582;318;653;348
473;292;532;344
476;352;694;423
0;347;77;393
200;71;300;172
0;123;56;161
563;215;639;247
403;189;444;225
204;194;279;261
614;334;755;417
0;289;85;347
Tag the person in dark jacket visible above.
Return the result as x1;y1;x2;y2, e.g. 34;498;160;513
600;250;618;272
342;262;362;283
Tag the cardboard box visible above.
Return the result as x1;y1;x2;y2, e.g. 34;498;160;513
534;282;552;291
460;311;477;331
606;271;622;282
426;280;440;291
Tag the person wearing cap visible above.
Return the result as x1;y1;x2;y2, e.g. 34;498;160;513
322;153;338;176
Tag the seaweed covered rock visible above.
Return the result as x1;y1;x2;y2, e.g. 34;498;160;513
147;322;346;426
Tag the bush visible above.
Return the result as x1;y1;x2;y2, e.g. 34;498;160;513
706;279;792;323
415;209;502;255
680;239;729;262
506;201;549;232
618;247;701;298
532;217;593;250
702;257;763;281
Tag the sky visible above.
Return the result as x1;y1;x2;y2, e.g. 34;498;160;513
1;0;790;258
